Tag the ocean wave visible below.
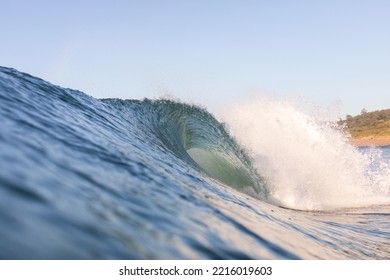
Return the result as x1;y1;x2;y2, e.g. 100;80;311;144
1;66;390;259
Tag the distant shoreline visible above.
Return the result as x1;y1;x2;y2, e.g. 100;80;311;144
351;136;390;147
341;108;390;147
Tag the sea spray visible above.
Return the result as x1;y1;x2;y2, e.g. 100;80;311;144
220;96;390;210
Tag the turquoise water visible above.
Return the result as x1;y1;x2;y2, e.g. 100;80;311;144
0;66;389;259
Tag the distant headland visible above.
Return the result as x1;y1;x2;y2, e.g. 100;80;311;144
341;109;390;147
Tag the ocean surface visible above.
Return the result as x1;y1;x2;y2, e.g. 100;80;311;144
1;66;390;259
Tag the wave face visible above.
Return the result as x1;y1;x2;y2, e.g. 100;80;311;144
1;66;390;259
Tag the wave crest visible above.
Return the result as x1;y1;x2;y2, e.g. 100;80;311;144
106;98;268;198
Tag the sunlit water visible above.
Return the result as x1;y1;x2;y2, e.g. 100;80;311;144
0;67;389;259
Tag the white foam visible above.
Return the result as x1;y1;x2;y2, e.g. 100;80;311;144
220;95;390;210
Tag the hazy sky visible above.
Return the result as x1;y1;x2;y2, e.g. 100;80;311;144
1;0;389;116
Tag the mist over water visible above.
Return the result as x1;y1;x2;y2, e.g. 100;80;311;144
220;96;390;210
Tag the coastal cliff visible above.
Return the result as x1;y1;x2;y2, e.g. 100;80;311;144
342;109;390;146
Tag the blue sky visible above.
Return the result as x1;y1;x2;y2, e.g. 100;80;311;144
1;0;389;116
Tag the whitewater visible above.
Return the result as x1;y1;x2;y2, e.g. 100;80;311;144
0;66;390;259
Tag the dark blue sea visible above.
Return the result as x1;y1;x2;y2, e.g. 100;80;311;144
1;66;390;259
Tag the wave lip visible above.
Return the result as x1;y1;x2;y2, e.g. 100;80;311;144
136;99;268;199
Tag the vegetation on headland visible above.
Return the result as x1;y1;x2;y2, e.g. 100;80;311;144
341;109;390;138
